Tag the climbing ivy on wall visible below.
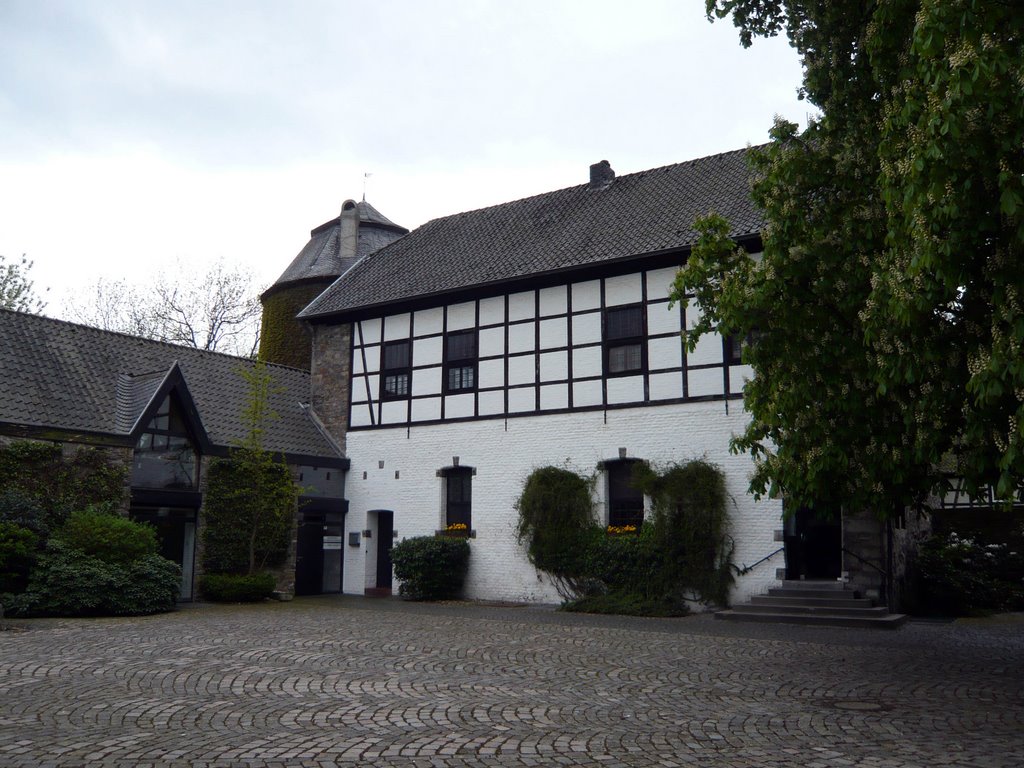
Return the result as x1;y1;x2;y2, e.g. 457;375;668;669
258;284;328;370
516;460;734;615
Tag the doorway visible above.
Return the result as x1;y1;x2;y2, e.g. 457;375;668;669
784;506;842;580
374;510;394;592
295;506;345;596
130;506;197;600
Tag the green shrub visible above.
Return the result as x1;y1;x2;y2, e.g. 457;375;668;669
198;572;276;602
54;508;158;564
910;532;1024;616
8;541;180;617
0;522;37;593
391;536;471;601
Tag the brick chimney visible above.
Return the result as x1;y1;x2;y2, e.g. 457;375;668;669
589;160;615;189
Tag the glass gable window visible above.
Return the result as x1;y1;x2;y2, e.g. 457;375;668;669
445;330;477;392
132;395;198;490
381;340;411;399
604;305;645;375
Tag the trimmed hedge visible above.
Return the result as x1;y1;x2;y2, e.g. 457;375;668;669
198;572;277;603
391;536;471;601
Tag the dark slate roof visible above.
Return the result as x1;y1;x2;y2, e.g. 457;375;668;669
300;147;763;320
0;308;341;461
268;200;407;290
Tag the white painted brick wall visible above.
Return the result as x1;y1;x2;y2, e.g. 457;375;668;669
343;399;783;606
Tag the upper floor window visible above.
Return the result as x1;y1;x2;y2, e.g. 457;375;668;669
445;330;477;392
606;459;644;529
381;340;411;399
604;305;645;375
132;394;198;490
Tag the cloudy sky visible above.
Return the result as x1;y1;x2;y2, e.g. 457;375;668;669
0;1;807;317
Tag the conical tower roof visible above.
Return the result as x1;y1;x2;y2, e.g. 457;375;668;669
264;200;407;296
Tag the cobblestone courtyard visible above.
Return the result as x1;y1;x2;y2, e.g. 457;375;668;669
1;597;1022;767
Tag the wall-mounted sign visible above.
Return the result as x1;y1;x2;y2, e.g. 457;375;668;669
323;535;342;550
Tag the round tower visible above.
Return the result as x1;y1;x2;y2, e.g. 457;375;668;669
259;199;407;369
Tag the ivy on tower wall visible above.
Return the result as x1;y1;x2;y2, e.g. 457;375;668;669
258;283;329;370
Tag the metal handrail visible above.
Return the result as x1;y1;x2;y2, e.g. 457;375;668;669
735;546;785;576
841;546;888;577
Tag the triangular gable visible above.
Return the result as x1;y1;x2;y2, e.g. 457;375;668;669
124;362;213;453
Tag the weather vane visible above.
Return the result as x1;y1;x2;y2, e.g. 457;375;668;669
363;172;373;202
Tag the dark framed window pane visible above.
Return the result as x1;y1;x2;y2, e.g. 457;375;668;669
447;365;475;391
445;469;473;528
606;306;643;340
608;343;642;373
383;373;409;397
383;341;410;370
608;461;643;528
446;331;476;361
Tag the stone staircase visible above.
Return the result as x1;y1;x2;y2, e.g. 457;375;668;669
715;580;908;629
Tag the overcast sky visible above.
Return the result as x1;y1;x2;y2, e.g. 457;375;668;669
0;1;808;317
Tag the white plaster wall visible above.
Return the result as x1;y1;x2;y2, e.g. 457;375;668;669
342;400;783;606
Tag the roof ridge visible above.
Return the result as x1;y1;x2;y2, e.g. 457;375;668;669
0;307;305;374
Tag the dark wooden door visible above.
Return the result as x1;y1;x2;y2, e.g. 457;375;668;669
376;511;394;589
295;516;324;596
785;506;842;580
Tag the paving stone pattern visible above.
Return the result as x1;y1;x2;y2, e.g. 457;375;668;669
1;597;1022;767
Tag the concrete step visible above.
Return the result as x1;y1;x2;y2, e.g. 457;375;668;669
750;595;875;610
733;602;889;618
715;610;908;629
780;580;849;591
768;587;862;600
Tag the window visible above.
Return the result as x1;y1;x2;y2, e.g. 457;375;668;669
132;394;198;489
604;305;645;375
380;340;411;399
443;467;473;529
606;460;643;529
445;330;477;392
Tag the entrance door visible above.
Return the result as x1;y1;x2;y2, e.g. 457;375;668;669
295;508;345;596
130;506;197;600
784;506;842;580
375;511;394;590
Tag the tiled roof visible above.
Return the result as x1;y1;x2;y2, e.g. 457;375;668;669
268;200;407;290
0;308;341;460
300;147;763;319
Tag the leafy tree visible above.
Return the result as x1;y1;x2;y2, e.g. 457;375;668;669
68;257;262;357
202;360;296;575
671;1;1023;515
0;253;46;313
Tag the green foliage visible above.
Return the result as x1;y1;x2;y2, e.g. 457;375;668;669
54;509;158;565
0;442;126;534
202;360;298;576
0;253;46;313
0;522;37;593
390;536;471;601
202;458;294;574
515;466;598;587
515;462;734;614
678;2;1024;514
909;532;1024;617
7;541;180;617
198;571;276;602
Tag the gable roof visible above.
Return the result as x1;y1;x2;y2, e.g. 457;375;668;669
0;308;343;463
300;146;763;321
